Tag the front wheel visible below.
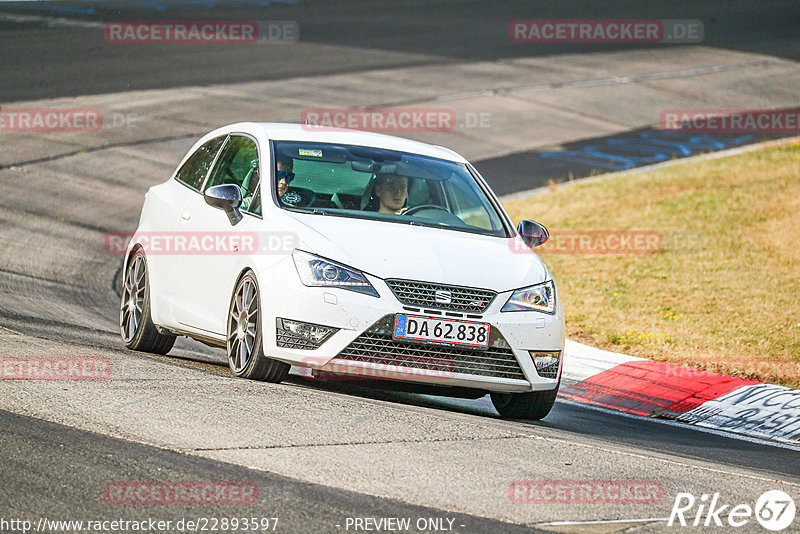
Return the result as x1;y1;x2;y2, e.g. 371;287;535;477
227;272;289;383
490;383;559;420
120;249;176;354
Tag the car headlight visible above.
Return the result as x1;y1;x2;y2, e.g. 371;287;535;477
501;280;556;314
292;250;379;297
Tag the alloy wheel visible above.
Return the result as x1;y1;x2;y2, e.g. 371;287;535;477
120;255;145;342
228;277;259;373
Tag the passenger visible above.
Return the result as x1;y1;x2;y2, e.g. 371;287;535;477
366;173;409;214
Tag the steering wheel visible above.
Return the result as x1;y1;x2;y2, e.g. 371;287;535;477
403;204;466;226
281;187;316;208
403;204;450;216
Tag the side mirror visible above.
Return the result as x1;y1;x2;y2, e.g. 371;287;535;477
517;219;549;248
204;184;243;225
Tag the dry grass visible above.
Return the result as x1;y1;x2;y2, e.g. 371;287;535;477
502;142;800;388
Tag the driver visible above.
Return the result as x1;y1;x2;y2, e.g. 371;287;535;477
371;173;408;214
276;155;295;198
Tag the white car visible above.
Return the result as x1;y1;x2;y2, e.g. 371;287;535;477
120;123;564;419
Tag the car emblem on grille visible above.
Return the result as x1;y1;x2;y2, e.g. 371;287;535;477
471;300;484;307
434;290;452;304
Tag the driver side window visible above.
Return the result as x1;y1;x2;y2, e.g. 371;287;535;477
205;135;262;215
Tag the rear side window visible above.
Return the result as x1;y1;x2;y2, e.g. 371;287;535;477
174;136;225;190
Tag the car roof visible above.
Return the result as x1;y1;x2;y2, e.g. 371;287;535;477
210;122;468;163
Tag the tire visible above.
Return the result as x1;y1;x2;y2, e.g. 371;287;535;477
490;382;560;420
120;249;176;354
227;271;289;383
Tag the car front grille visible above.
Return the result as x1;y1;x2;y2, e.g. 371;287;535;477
335;316;525;381
386;279;497;313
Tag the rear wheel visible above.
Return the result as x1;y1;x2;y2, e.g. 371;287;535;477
227;272;289;383
491;382;559;420
120;249;176;354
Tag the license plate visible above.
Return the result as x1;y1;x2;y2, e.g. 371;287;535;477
393;314;490;349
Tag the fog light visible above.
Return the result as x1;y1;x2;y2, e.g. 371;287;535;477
277;318;338;349
529;351;561;379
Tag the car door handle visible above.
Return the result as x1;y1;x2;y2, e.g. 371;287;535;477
180;210;191;221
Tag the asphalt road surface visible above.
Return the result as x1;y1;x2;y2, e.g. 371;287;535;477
0;1;798;532
0;0;799;102
0;410;544;534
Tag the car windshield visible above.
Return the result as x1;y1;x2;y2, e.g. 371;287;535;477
272;141;509;237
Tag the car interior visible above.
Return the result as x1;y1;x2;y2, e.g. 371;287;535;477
268;141;506;235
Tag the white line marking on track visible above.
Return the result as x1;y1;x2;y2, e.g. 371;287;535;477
558;397;800;453
538;517;669;526
436;60;787;102
0;12;104;29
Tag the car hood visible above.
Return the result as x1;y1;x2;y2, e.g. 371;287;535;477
280;212;549;292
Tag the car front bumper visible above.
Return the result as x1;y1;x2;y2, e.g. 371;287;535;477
258;258;565;393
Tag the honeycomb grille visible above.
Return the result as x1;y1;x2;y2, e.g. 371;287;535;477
386;279;496;313
335;316;525;380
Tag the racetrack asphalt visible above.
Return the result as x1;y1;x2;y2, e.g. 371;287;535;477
1;0;800;102
0;409;546;534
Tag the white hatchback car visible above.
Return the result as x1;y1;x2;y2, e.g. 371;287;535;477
120;123;564;419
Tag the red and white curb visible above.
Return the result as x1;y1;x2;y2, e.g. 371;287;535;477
561;340;800;445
